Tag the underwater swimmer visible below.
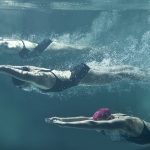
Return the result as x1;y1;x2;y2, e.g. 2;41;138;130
46;108;150;145
0;63;147;93
0;38;88;58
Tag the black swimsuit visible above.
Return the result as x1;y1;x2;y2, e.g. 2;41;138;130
41;63;90;92
123;121;150;145
12;63;90;92
19;39;52;58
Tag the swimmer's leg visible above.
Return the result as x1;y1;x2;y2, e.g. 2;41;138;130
110;66;146;81
80;65;147;85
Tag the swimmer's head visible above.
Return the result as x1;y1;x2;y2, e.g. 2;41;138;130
11;77;26;88
92;108;112;121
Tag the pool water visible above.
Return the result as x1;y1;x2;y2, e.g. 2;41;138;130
0;0;150;150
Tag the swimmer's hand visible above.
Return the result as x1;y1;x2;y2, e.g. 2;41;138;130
45;117;64;124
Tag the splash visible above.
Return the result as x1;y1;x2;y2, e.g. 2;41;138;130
49;11;150;70
2;10;150;70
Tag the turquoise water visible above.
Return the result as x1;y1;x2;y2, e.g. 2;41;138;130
0;0;150;150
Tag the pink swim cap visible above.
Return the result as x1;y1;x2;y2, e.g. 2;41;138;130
92;108;111;120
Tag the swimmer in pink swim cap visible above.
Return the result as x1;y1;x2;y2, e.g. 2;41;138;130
92;108;112;120
46;108;150;145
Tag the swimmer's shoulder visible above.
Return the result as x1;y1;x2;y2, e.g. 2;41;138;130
112;113;138;121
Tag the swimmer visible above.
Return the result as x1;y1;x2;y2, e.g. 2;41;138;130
0;38;89;58
45;108;150;145
0;63;147;93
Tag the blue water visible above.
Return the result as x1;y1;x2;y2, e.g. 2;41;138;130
0;0;150;150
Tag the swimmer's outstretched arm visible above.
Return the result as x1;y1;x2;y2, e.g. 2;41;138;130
46;117;126;130
0;65;55;89
46;116;91;123
9;65;51;71
0;65;52;76
0;65;36;82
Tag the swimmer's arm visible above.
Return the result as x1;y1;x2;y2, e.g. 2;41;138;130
0;65;51;76
60;116;91;122
50;118;126;130
9;65;51;71
0;65;56;89
0;65;36;82
46;116;91;123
